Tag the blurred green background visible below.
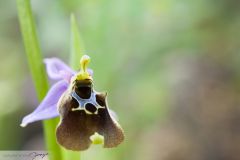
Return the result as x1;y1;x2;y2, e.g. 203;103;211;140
1;0;240;160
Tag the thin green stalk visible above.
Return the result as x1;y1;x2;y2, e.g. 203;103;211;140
70;14;86;70
17;0;62;160
60;14;83;160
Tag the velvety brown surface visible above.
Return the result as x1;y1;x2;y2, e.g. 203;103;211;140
56;81;124;151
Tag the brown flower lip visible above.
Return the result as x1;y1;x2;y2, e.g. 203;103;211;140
56;79;124;151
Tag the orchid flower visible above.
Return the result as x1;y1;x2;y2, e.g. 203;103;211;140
21;55;124;151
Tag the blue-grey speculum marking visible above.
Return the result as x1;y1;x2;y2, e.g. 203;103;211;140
71;91;104;114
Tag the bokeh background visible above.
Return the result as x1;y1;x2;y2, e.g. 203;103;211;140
1;0;240;160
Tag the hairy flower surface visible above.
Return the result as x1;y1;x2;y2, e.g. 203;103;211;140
21;55;124;151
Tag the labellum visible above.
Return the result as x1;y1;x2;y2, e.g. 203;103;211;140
56;55;124;151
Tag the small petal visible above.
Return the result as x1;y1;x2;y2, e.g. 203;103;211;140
87;69;93;77
44;58;75;81
21;80;68;127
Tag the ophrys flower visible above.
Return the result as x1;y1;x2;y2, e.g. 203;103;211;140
21;55;124;151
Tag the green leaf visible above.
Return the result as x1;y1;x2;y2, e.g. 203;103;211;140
17;0;62;160
70;14;85;70
16;0;48;100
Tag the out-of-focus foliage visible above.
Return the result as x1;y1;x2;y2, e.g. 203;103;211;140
0;0;240;160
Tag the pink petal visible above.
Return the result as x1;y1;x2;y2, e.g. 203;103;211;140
44;58;75;82
20;80;68;127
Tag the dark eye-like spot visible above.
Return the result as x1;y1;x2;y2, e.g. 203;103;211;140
71;97;79;109
85;103;97;113
75;86;91;99
96;93;106;106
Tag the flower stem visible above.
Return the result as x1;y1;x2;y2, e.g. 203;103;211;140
17;0;62;159
70;14;86;70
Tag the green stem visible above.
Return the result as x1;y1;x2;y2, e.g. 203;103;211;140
60;14;84;160
70;14;85;70
17;0;62;159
